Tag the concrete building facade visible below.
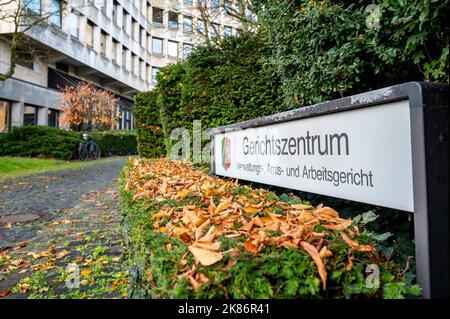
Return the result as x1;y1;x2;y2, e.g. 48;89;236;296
0;0;242;133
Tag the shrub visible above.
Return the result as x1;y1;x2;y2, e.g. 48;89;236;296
0;126;81;160
119;158;421;298
134;34;283;157
255;0;449;108
87;130;138;157
59;82;120;131
133;91;165;158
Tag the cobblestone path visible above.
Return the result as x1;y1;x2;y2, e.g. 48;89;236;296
0;157;129;299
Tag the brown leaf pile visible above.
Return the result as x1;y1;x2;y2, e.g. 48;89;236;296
125;158;376;290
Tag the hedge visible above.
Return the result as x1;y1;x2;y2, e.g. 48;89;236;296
134;34;283;158
255;0;449;108
88;130;138;157
0;126;138;160
133;2;448;157
0;126;81;160
133;91;165;158
119;158;421;298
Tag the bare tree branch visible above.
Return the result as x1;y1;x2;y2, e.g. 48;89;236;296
0;0;70;81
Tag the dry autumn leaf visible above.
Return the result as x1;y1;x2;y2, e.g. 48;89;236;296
300;241;327;290
341;233;375;252
291;203;313;210
124;158;382;291
188;245;223;266
313;206;340;221
243;239;258;254
243;203;261;214
81;269;92;276
322;219;353;230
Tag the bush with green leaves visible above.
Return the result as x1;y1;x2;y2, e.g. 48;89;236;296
254;0;449;108
133;91;165;158
119;162;421;299
0;126;81;160
87;130;138;157
134;34;283;157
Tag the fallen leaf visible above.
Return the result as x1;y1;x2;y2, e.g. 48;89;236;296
0;289;10;297
341;233;375;252
148;267;153;283
243;239;258;254
323;219;353;230
198;225;218;242
81;269;92;276
313;207;340;221
56;250;70;259
300;241;327;290
243;203;261;214
291;203;313;210
188;245;223;266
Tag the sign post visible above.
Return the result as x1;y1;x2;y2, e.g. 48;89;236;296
211;82;448;298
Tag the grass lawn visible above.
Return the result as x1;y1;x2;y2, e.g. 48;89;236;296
0;156;117;180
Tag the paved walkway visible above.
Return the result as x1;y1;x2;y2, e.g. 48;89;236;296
0;157;129;299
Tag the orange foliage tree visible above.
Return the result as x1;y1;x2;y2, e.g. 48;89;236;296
59;82;120;131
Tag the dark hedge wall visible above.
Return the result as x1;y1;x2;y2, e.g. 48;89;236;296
133;91;165;158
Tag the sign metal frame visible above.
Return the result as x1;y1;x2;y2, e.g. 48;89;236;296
211;82;449;299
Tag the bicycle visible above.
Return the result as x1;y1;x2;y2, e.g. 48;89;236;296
78;133;101;161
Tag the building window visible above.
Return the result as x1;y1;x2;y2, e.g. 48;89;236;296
133;0;140;11
131;53;137;75
100;0;106;13
211;0;219;9
125;111;131;130
168;12;178;29
183;43;192;58
26;0;41;14
152;37;163;55
152;67;160;84
146;2;151;20
211;23;219;39
131;19;137;40
55;62;69;72
112;39;119;62
49;0;62;28
140;59;145;79
16;52;34;69
122;10;129;32
197;19;205;34
168;41;178;57
183;0;193;5
153;8;163;25
86;20;95;47
0;100;10;133
146;64;151;82
23;105;38;126
147;34;152;52
140;27;145;46
48;109;59;128
122;46;128;68
183;16;192;34
224;0;232;11
224;26;232;37
68;10;80;38
112;1;119;25
100;30;107;55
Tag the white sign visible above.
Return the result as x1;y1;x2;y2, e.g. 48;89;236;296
213;100;414;212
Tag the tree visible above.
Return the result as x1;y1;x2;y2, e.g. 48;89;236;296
0;0;66;81
59;82;120;131
178;0;255;46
